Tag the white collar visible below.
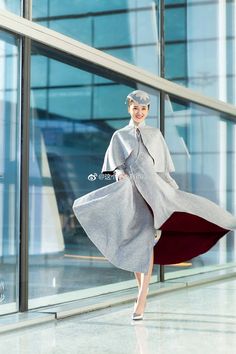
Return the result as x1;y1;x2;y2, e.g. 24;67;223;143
128;118;146;129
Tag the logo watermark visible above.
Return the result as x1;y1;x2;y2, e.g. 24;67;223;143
88;173;116;181
87;171;147;181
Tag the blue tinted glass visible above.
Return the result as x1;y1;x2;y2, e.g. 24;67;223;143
165;1;236;105
94;13;133;48
48;87;92;119
50;18;93;46
165;95;236;274
93;85;131;119
46;0;155;17
0;30;20;314
49;0;132;17
32;0;48;17
94;9;157;48
31;89;47;111
165;0;185;4
32;1;161;76
165;7;186;41
165;43;186;79
106;45;160;75
31;55;48;88
0;0;21;14
49;59;92;86
104;48;134;63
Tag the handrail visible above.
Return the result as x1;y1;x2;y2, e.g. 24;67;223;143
0;9;235;120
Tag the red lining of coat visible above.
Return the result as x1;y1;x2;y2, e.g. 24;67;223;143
154;211;229;265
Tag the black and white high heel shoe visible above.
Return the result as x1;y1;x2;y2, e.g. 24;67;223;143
132;312;144;320
132;290;148;321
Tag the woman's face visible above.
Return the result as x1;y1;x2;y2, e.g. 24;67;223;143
128;103;149;125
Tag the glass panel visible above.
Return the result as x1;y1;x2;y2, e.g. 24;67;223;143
165;43;187;83
164;94;236;277
0;0;21;15
0;30;21;314
29;47;160;308
165;1;236;105
32;0;161;75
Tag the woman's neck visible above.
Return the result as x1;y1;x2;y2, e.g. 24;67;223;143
128;118;146;128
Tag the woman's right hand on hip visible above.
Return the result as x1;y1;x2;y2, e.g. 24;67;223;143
118;173;128;181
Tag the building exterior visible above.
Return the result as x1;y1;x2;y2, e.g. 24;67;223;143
0;0;235;316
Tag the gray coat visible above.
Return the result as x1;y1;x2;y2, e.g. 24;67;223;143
73;119;236;273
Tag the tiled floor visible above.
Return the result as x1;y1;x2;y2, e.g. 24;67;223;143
1;278;236;353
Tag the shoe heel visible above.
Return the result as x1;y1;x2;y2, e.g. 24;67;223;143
132;313;143;320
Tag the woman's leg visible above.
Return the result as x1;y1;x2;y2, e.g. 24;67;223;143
134;272;141;290
134;250;154;315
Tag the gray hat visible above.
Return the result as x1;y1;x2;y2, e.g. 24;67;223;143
125;90;151;106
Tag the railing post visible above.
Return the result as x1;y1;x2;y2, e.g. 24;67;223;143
19;0;32;312
159;0;165;282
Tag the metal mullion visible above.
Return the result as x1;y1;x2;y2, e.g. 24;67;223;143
19;0;32;313
23;0;32;20
159;0;165;282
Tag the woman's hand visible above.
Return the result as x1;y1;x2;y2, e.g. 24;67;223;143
114;166;127;181
118;173;128;181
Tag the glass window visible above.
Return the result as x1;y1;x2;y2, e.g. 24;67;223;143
164;94;236;277
165;43;187;81
0;0;21;15
32;0;161;76
49;18;93;46
29;46;160;308
0;30;21;314
165;1;236;105
165;6;186;42
33;0;158;20
165;0;185;4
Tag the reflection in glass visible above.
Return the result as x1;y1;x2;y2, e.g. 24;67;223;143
165;94;236;274
29;48;160;307
165;1;236;104
0;31;20;314
0;0;21;15
32;0;160;75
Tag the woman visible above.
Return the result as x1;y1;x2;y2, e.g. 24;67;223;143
73;90;236;320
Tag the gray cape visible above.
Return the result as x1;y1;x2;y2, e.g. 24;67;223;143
102;122;175;174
